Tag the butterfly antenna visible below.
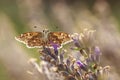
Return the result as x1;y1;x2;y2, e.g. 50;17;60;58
33;25;48;29
33;25;49;32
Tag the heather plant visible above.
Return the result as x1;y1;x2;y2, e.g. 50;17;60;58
28;29;110;80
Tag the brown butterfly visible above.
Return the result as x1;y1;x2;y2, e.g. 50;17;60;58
15;29;72;48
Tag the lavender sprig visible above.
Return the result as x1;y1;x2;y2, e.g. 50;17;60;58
28;29;110;80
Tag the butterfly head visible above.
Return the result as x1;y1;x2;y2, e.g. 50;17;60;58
42;29;50;40
42;29;49;34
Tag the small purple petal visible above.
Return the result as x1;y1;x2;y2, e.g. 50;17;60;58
86;58;91;65
94;46;101;63
71;33;81;48
72;38;80;48
94;46;101;55
50;42;60;55
77;60;88;71
66;59;71;67
53;44;59;50
77;60;84;67
74;41;81;48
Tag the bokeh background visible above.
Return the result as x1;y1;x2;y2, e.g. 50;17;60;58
0;0;120;80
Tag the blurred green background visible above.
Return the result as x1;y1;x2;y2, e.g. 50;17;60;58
0;0;120;80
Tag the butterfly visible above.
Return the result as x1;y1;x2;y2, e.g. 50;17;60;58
15;29;72;48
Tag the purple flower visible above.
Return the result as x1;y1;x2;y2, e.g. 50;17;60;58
51;42;60;50
66;59;71;67
71;33;81;48
77;60;88;71
77;60;84;67
74;41;81;48
94;46;101;55
94;46;101;63
50;42;60;56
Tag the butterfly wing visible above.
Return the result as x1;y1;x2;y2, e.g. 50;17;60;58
15;32;44;48
48;32;72;46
